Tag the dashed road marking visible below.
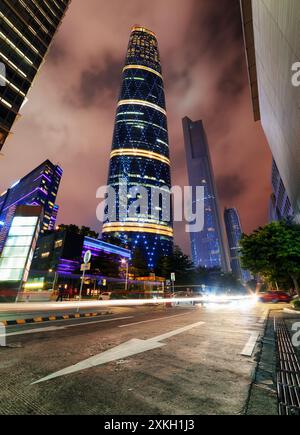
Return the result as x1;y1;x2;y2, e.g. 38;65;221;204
241;333;260;357
118;312;191;328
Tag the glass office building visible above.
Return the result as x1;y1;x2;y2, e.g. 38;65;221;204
241;0;300;223
0;0;71;151
224;207;251;282
0;159;62;251
103;26;173;269
183;117;229;271
269;159;294;222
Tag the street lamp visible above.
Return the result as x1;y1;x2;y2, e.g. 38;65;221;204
121;259;129;292
49;269;58;292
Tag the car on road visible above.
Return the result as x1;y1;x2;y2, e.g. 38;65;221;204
98;292;112;301
258;291;292;304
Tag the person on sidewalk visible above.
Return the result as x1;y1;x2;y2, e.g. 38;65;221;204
56;287;64;302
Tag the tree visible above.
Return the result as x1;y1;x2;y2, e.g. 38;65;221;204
155;246;194;284
92;253;120;278
58;224;99;239
240;220;300;297
130;248;150;278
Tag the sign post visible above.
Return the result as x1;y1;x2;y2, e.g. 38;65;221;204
77;250;92;313
0;322;6;347
171;273;176;294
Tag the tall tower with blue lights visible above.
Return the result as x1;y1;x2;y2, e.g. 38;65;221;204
183;117;230;272
102;26;173;269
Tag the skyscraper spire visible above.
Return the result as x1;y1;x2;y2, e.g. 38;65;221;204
102;26;173;269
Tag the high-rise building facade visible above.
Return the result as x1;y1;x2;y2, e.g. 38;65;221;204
102;26;173;269
269;159;294;222
0;0;71;151
224;208;251;282
241;0;300;222
0;159;62;250
183;117;229;271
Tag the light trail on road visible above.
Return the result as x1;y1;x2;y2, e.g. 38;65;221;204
0;295;257;315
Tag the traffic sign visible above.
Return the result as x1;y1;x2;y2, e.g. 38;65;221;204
81;263;91;272
171;273;176;282
83;250;92;264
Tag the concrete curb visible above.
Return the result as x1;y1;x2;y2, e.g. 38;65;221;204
283;308;300;316
0;311;113;327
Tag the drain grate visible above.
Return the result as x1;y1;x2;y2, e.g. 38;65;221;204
275;319;300;416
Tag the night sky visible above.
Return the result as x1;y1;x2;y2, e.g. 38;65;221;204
0;0;271;254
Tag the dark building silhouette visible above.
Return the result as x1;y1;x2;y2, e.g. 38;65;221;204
0;0;71;151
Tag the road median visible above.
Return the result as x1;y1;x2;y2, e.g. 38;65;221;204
0;311;113;327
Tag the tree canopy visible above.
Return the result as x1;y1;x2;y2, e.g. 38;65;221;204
155;246;194;284
92;253;120;278
58;224;99;239
240;220;300;297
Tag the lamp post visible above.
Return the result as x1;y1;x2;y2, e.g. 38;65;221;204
49;269;58;293
121;259;129;292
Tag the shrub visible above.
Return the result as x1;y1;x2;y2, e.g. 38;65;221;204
291;298;300;311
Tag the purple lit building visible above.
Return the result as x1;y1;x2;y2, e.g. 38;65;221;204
31;230;131;276
0;160;62;251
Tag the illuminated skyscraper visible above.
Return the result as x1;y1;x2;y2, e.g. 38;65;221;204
102;26;173;269
0;0;71;151
224;207;251;282
0;160;62;251
183;117;229;271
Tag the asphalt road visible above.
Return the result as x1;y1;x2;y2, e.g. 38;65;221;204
0;302;278;415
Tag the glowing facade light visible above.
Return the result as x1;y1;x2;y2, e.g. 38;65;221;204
123;65;163;80
103;222;174;238
131;26;157;38
0;207;42;303
110;149;170;166
118;99;167;116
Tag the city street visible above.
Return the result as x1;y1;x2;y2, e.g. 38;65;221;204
0;302;277;415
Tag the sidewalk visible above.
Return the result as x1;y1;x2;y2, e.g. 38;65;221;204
246;309;300;415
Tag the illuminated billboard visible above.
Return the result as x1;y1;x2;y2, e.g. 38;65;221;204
0;206;42;301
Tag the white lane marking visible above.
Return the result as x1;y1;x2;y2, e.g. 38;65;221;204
118;312;191;328
241;333;260;357
32;321;205;384
5;317;134;337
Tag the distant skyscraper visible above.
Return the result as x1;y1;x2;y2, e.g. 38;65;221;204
0;0;71;151
183;117;229;271
224;208;251;282
0;160;62;250
241;0;300;222
102;26;173;269
269;159;294;222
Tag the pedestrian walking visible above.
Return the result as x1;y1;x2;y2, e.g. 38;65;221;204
56;287;64;302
